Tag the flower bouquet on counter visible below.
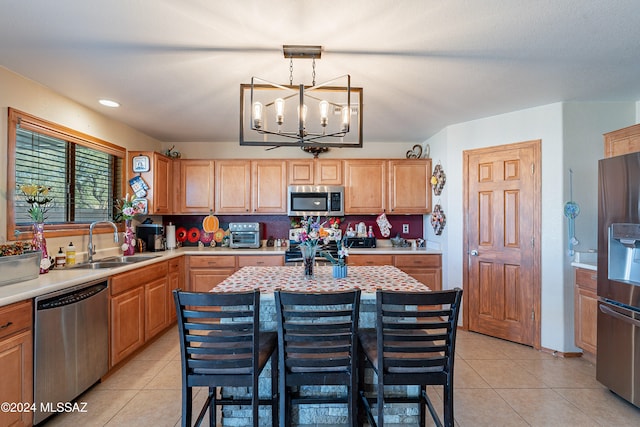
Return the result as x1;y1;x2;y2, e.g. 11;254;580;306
294;216;328;279
114;193;145;221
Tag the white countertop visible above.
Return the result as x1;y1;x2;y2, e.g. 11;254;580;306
0;245;441;307
571;261;597;271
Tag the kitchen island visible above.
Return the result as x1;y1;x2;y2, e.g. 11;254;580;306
211;265;430;426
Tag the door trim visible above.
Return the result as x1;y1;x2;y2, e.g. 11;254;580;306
462;139;542;349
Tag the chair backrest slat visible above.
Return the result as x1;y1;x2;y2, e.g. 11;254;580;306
377;288;463;376
174;290;260;377
276;290;360;377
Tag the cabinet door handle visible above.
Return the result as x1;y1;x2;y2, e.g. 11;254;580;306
0;321;13;330
591;275;597;280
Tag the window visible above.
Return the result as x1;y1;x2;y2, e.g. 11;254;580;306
8;108;125;239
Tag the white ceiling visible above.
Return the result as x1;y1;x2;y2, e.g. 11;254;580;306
2;0;640;144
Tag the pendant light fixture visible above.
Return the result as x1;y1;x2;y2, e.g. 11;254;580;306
240;45;363;148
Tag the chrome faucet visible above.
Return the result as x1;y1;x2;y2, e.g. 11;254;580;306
88;221;119;263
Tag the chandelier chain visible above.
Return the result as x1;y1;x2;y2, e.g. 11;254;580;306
289;57;293;86
312;57;316;86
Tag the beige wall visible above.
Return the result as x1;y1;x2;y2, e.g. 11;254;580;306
0;66;163;255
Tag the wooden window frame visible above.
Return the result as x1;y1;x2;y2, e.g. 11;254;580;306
6;108;127;240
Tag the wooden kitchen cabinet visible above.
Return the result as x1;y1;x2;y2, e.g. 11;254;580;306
167;257;183;323
238;255;284;267
178;159;215;213
0;300;33;427
388;159;432;214
215;160;252;213
604;123;640;157
348;254;394;266
128;151;173;214
252;160;287;213
110;261;169;367
344;159;387;213
188;256;237;292
216;160;287;214
288;159;343;185
110;286;145;366
574;267;598;361
145;277;169;341
394;254;442;291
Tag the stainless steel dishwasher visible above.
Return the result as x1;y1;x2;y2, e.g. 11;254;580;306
33;279;109;425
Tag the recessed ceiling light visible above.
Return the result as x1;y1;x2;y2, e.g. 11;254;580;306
99;99;120;108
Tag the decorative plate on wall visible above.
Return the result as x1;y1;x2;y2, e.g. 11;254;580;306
431;162;446;196
431;204;446;235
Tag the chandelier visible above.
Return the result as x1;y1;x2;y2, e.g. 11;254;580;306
240;45;363;148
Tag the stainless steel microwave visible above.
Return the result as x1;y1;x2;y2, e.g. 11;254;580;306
287;185;344;217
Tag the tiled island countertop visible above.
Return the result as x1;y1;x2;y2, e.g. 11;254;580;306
211;265;431;296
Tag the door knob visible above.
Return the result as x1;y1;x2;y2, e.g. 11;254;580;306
470;250;479;256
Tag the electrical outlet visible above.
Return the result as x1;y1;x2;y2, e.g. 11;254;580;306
402;224;409;234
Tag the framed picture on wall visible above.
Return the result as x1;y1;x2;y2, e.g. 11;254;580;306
132;155;150;173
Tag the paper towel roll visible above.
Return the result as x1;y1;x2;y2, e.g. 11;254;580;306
166;223;176;249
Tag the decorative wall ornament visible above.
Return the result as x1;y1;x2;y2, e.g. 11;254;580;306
431;203;446;235
405;144;422;158
431;161;446;195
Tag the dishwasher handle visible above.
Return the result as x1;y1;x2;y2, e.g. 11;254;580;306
37;282;107;310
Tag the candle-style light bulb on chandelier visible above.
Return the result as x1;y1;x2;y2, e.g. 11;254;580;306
240;45;363;148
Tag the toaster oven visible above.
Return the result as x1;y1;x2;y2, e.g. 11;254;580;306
229;222;262;248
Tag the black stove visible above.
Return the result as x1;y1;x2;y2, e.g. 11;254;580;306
285;241;338;264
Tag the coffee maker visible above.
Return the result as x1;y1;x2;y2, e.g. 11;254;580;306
136;224;165;252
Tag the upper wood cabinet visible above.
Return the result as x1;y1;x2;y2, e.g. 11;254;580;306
252;160;288;213
177;160;215;213
216;160;287;214
215;160;252;213
344;159;387;213
127;151;173;214
388;159;432;214
288;159;343;185
604;123;640;157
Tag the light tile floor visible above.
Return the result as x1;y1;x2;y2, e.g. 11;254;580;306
43;327;640;426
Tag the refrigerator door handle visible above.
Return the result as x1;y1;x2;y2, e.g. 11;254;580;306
600;303;640;328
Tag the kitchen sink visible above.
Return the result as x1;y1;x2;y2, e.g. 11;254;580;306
70;255;161;269
100;255;160;263
71;261;136;269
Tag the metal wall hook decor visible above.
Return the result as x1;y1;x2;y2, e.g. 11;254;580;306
564;168;580;255
431;161;446;195
431;202;446;235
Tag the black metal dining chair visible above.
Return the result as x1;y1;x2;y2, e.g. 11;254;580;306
275;290;361;427
358;288;463;427
173;289;278;427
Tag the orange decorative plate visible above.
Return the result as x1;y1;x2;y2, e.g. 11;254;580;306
213;228;225;243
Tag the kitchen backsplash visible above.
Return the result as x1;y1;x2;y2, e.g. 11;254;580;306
162;214;424;246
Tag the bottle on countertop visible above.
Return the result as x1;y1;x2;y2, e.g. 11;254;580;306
368;226;374;238
66;242;76;266
55;247;66;268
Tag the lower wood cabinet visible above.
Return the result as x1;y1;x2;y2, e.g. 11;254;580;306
167;257;184;323
110;261;171;367
0;300;33;427
574;267;597;360
188;256;237;292
394;254;442;291
348;254;394;266
348;253;442;291
238;255;284;267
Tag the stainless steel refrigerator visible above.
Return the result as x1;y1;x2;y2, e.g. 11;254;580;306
597;152;640;408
